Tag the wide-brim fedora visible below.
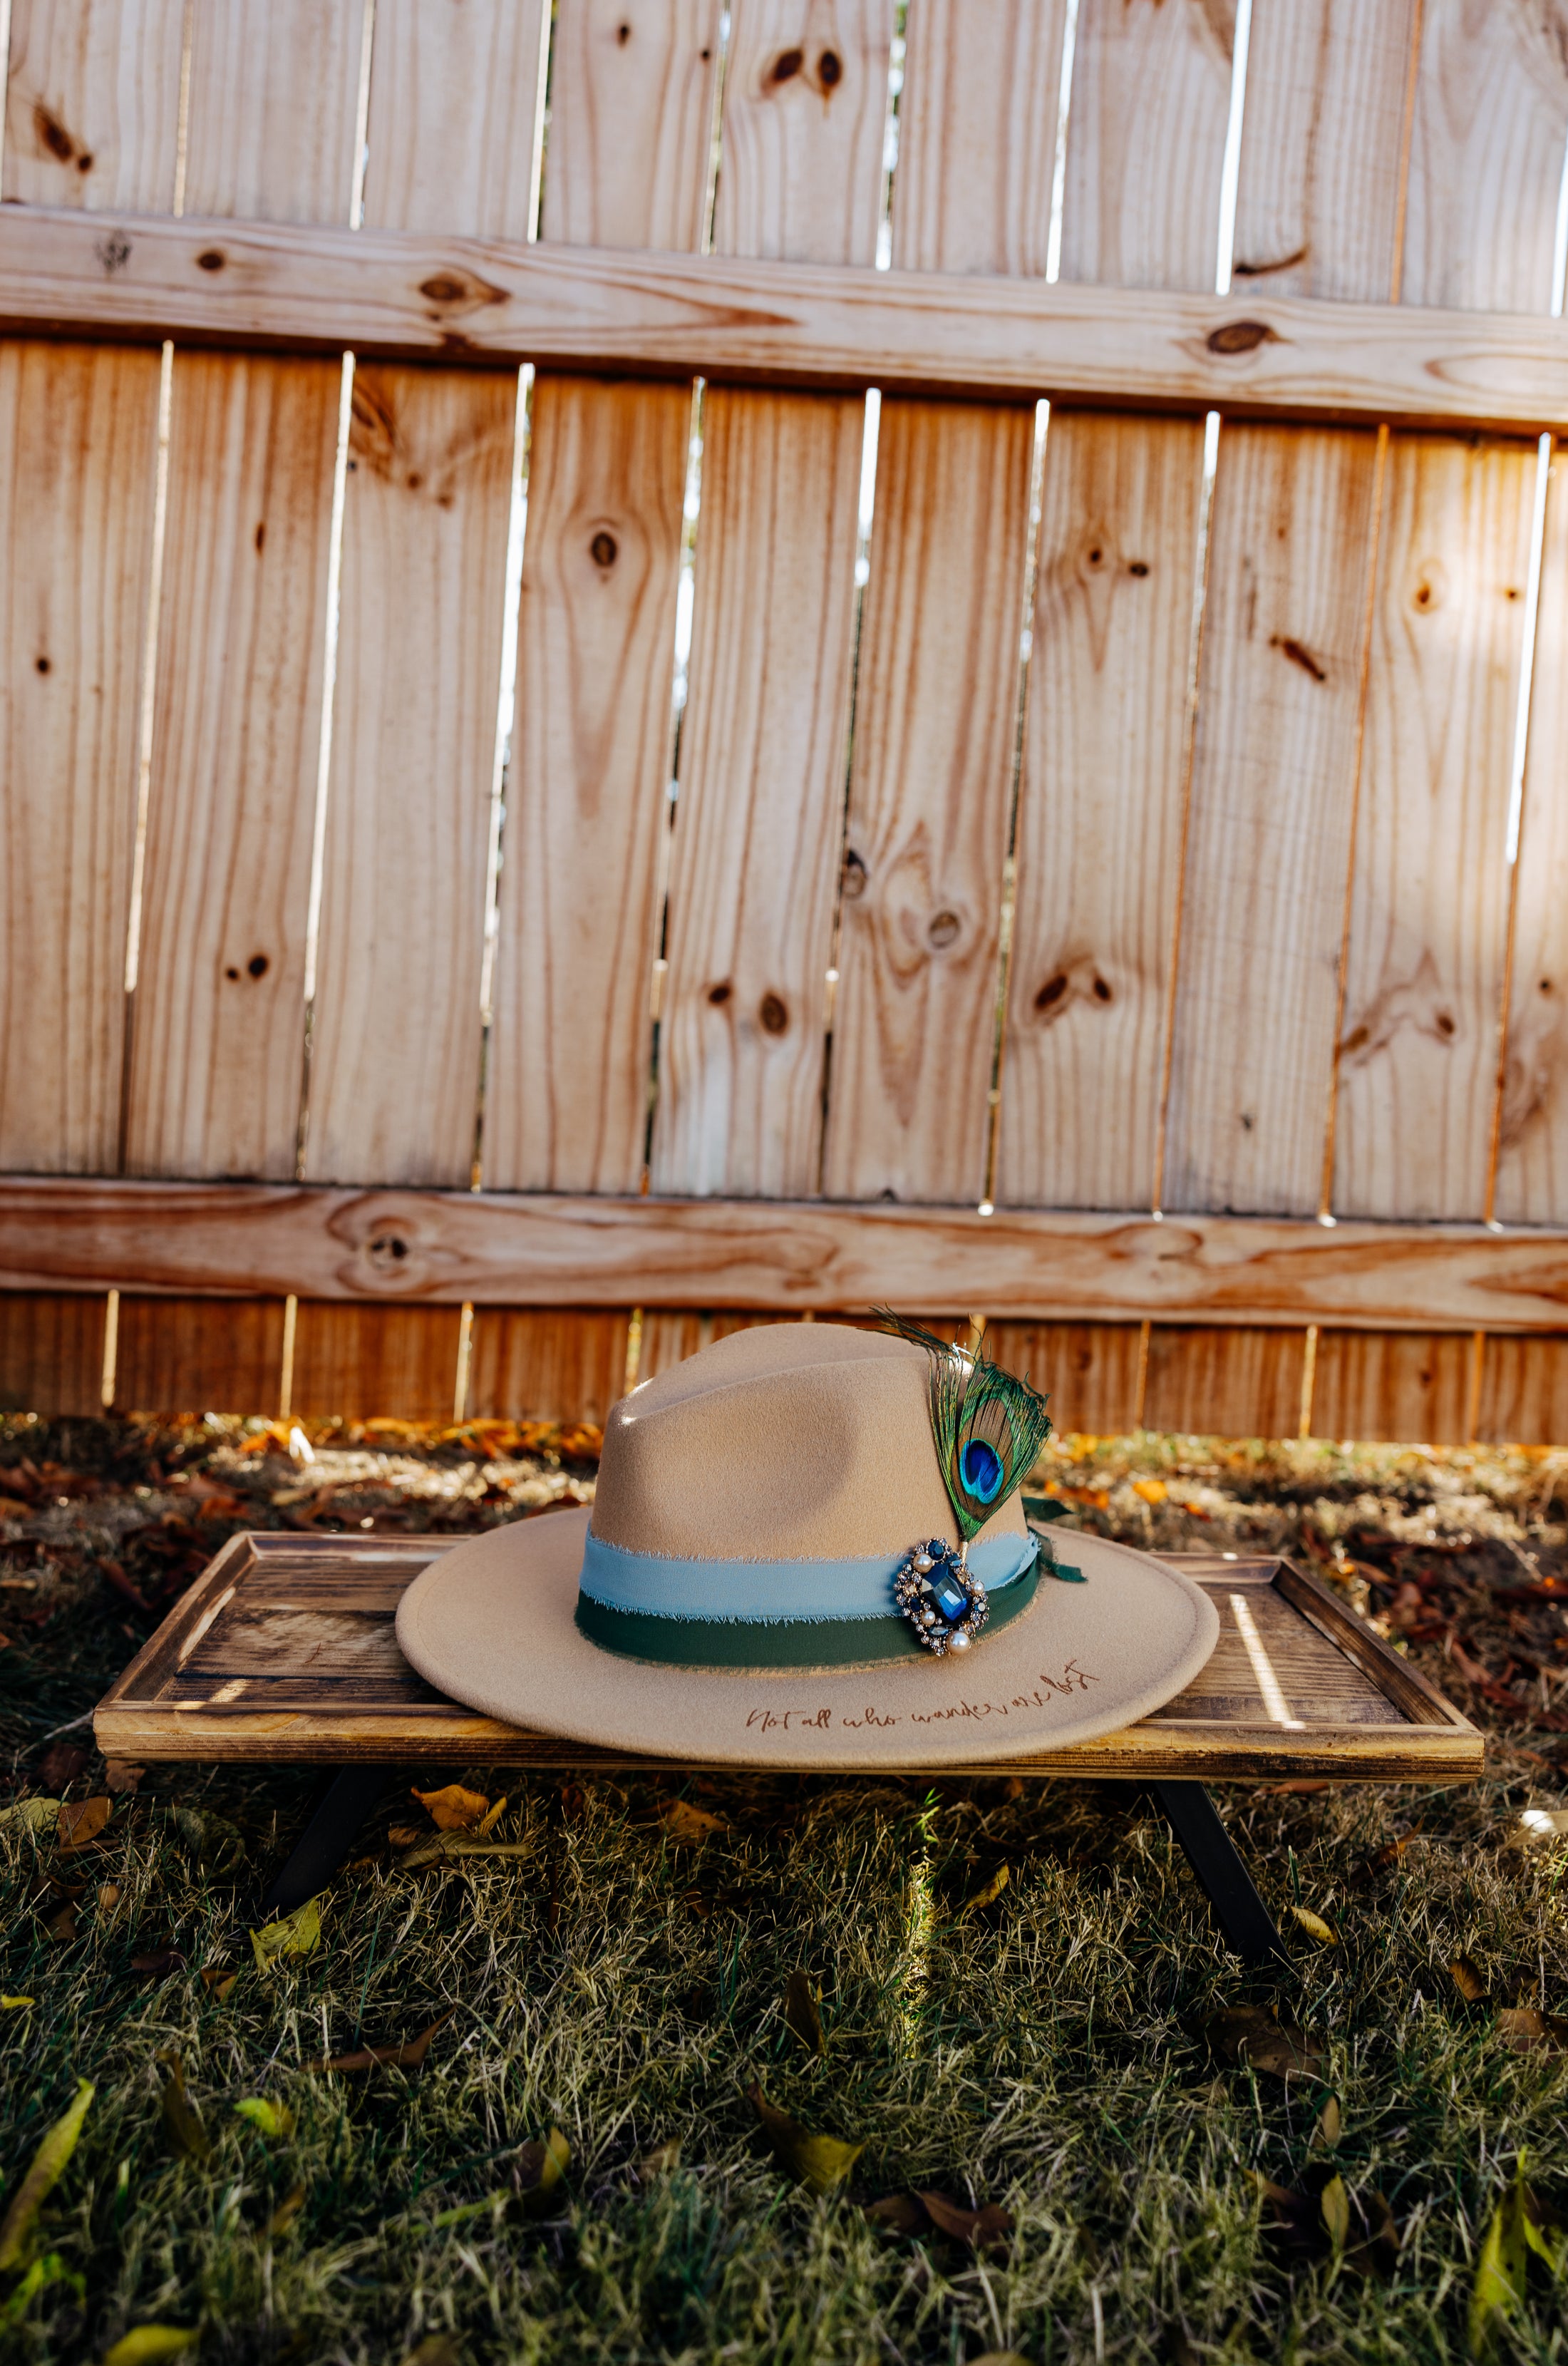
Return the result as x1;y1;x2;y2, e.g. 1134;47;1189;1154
397;1322;1219;1767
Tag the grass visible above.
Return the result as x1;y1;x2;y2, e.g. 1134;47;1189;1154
2;1412;1567;2363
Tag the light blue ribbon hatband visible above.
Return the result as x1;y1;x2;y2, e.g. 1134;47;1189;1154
574;1528;1041;1667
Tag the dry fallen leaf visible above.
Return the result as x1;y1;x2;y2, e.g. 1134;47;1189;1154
56;1796;111;1852
158;2053;212;2166
388;1826;423;1848
405;2337;463;2366
307;2009;455;2074
1;1995;35;2010
251;1896;321;1970
1132;1479;1167;1503
865;2193;928;2235
1309;2093;1342;2151
1289;1905;1339;1946
660;1800;728;1843
1204;2007;1326;2082
411;1784;490;1832
784;1970;825;2058
267;2182;307;2236
45;1899;77;1943
915;2188;1014;2256
0;1797;61;1835
514;2128;570;2216
0;2077;93;2270
200;1966;238;2002
104;1761;146;1796
959;1863;1011;1919
1319;2174;1351;2249
1495;2005;1568;2054
746;2083;863;2194
130;1948;188;1978
1450;1954;1491;2005
637;2139;681;2178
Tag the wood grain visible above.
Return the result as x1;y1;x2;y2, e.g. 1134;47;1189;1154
0;1292;105;1416
1334;436;1537;1218
9;210;1568;429
984;1321;1145;1436
289;1301;461;1422
1162;426;1382;1215
892;0;1065;277
3;0;186;212
362;0;549;240
182;0;365;226
1143;1325;1307;1437
16;1176;1568;1331
304;364;515;1187
465;1308;630;1426
650;387;863;1194
0;341;160;1173
91;1533;1482;1777
715;0;892;265
1476;1334;1568;1445
1309;1328;1473;1444
1403;0;1568;314
541;0;721;251
1495;443;1568;1224
112;1295;284;1413
125;354;341;1180
823;398;1033;1203
1231;0;1418;302
998;412;1206;1210
1059;0;1235;294
483;376;689;1193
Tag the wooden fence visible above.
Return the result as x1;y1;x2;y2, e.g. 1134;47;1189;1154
6;0;1568;1442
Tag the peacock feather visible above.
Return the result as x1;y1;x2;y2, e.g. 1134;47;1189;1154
875;1312;1053;1544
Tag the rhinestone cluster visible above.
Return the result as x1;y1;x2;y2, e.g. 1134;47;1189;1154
892;1538;990;1657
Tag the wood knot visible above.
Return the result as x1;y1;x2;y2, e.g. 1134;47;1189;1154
841;850;868;899
196;248;226;272
771;46;804;81
1035;974;1068;1011
928;910;961;950
1207;319;1277;355
590;530;618;568
708;981;733;1005
818;48;842;87
759;992;789;1035
1092;975;1112;1002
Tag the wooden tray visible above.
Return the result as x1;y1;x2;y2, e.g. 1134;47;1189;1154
93;1531;1482;1781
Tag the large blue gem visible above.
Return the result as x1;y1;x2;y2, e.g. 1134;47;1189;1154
929;1566;970;1624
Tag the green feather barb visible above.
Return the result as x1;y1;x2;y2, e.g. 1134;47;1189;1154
875;1312;1053;1543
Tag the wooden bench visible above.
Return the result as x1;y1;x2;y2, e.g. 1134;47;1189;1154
95;1531;1481;1965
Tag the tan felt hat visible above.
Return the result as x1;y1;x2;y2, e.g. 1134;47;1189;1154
396;1322;1219;1766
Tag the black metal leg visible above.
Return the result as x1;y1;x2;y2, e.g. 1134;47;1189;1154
259;1766;393;1915
1151;1781;1286;1967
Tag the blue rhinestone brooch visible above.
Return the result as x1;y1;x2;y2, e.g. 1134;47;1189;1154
893;1538;989;1657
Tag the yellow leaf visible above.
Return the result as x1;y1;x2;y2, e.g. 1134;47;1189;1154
1;1996;34;2011
477;1794;508;1836
959;1863;1011;1918
200;1968;237;2002
659;1799;728;1843
1133;1479;1167;1504
746;2084;863;2195
102;2329;200;2365
1289;1905;1339;1946
516;2128;570;2217
411;1784;490;1832
0;2077;94;2271
1470;2175;1530;2355
0;1799;61;1835
250;1897;321;1970
1450;1955;1490;2005
233;2099;294;2141
1310;2094;1342;2151
1319;2174;1350;2249
56;1796;111;1852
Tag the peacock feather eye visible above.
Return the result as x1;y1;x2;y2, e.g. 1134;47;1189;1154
875;1310;1054;1544
960;1437;1004;1502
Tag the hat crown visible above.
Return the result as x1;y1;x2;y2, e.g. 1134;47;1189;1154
591;1322;1026;1563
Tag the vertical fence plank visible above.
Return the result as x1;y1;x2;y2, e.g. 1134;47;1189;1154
984;1321;1144;1437
1143;1327;1306;1437
1161;427;1382;1214
543;0;721;251
485;379;691;1192
1334;441;1538;1219
112;1296;284;1414
125;356;342;1178
304;364;516;1185
1334;7;1568;1222
652;0;888;1195
1310;1331;1472;1446
1476;1337;1568;1447
823;401;1033;1203
289;1302;461;1423
182;0;365;227
0;344;160;1175
998;413;1206;1210
823;1;1047;1205
465;1309;630;1427
0;1295;105;1418
4;0;185;210
1497;448;1568;1222
1058;0;1234;293
362;0;547;240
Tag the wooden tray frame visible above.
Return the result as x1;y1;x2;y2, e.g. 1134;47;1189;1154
93;1533;1483;1783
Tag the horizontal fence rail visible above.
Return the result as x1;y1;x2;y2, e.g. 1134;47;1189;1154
1;210;1567;433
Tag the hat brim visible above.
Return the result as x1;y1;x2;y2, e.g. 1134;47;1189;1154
396;1507;1219;1768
